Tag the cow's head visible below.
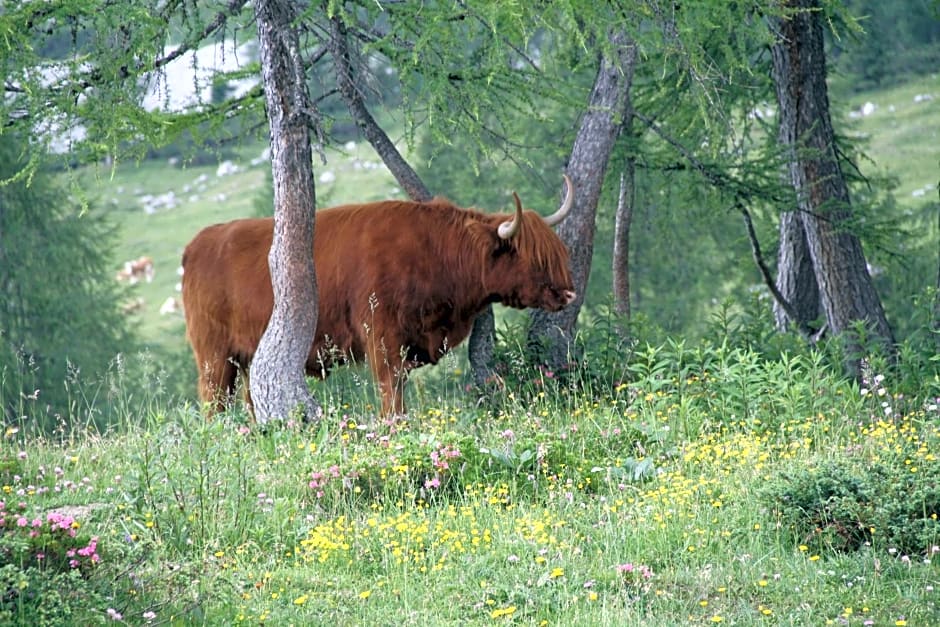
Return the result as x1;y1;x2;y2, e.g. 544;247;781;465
489;175;576;312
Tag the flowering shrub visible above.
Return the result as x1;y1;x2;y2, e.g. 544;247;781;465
308;432;475;504
0;501;101;574
0;502;106;625
616;562;654;581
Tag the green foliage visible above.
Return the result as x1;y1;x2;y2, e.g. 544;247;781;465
762;460;879;552
763;448;940;556
0;137;136;428
6;328;940;624
0;566;107;626
828;0;940;93
0;0;266;181
122;407;269;560
762;366;940;556
0;502;108;626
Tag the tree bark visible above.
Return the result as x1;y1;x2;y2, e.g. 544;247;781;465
935;192;940;354
770;0;895;371
773;210;819;330
328;15;432;203
613;166;634;318
249;0;321;423
328;13;497;388
612;46;637;319
527;32;638;369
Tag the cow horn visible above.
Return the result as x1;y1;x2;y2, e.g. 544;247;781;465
498;191;525;240
543;174;574;227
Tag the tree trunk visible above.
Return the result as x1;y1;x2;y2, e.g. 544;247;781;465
328;15;431;204
773;210;819;330
613;166;634;318
612;54;637;319
249;0;321;423
328;13;497;388
934;197;940;354
770;0;895;371
527;32;638;369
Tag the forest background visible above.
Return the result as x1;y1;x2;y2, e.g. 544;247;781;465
2;0;939;419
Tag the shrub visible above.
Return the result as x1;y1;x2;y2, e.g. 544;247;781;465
0;502;107;625
761;459;879;552
762;429;940;556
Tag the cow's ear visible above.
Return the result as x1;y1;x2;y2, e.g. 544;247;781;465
493;236;515;257
486;226;517;257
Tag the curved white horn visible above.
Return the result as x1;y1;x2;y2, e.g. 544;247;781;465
543;174;574;227
498;191;524;240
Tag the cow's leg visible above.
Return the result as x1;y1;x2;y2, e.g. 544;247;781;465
366;334;407;416
195;353;237;414
238;362;255;416
372;361;407;416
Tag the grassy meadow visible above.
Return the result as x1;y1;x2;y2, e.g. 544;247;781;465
1;77;939;625
3;347;940;625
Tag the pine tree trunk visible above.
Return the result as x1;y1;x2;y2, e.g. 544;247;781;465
527;32;638;369
250;0;321;423
773;210;819;330
770;0;895;370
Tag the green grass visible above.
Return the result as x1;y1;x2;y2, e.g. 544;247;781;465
3;345;939;625
843;72;940;203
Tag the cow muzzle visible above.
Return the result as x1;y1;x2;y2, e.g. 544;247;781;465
544;288;576;311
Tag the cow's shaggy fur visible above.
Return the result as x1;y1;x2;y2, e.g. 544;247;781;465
181;194;574;416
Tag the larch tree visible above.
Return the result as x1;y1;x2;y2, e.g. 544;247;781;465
613;161;636;319
527;30;639;370
612;63;640;318
770;0;896;369
1;0;328;421
773;211;820;331
249;0;322;422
